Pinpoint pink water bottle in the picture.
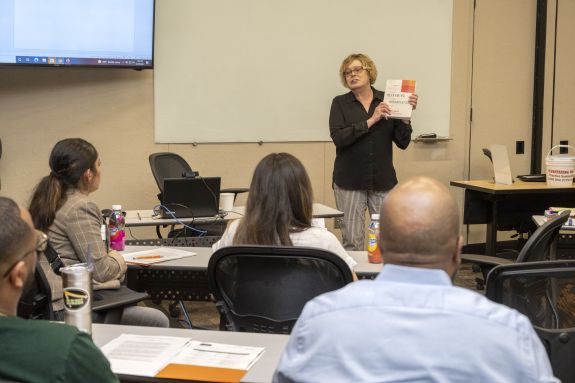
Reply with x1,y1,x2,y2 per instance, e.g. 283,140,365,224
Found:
108,205,125,251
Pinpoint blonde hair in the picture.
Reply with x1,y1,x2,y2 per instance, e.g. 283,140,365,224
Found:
339,53,378,88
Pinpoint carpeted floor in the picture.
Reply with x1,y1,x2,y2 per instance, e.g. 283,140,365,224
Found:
142,262,483,330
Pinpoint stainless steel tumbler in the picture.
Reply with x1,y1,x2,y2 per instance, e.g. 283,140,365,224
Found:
61,263,93,334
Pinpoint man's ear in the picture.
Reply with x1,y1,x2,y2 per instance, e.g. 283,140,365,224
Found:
453,235,463,266
8,261,28,289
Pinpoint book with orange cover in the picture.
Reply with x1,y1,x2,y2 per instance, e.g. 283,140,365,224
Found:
383,79,416,119
101,334,264,382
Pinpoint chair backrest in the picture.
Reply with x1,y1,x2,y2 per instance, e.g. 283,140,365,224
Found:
22,241,148,322
515,210,571,263
17,263,53,320
149,152,193,193
208,245,354,334
486,260,575,382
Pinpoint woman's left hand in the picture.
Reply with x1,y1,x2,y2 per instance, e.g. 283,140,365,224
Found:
408,94,418,110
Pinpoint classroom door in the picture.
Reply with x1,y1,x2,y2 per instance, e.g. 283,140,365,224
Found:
469,0,536,180
467,0,537,243
549,0,575,155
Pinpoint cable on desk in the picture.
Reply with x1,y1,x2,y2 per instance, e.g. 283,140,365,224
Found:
153,204,208,236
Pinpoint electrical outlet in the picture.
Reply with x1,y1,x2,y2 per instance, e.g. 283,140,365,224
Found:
333,217,342,229
560,140,569,154
515,141,524,154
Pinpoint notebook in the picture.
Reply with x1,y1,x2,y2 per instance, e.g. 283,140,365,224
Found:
161,177,221,218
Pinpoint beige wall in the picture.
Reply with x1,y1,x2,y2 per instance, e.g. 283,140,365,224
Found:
2,0,563,243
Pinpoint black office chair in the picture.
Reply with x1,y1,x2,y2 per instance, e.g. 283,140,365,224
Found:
486,260,575,382
148,152,249,237
208,245,354,334
149,152,194,201
18,242,149,323
17,263,53,320
463,210,571,289
148,152,249,202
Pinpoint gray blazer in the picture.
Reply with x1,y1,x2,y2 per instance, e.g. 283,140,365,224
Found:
42,189,126,311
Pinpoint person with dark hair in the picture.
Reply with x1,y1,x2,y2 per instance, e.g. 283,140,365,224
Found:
29,138,168,327
330,53,418,250
213,152,356,271
274,177,558,382
0,196,119,383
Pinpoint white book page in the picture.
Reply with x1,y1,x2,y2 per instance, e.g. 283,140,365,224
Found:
101,334,191,376
170,341,265,370
383,79,414,119
122,247,195,265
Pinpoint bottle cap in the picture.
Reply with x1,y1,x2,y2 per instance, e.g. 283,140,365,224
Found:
112,204,122,211
371,214,380,220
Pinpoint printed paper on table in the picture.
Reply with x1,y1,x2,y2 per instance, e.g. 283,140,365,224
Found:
101,334,265,382
122,247,195,265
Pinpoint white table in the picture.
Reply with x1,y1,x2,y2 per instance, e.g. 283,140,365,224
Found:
123,246,379,275
93,323,288,383
125,203,344,227
123,247,381,302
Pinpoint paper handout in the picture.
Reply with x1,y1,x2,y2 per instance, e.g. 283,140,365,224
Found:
101,335,190,376
122,247,195,265
101,334,265,382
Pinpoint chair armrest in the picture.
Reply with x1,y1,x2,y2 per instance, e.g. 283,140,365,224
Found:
93,286,149,312
461,253,514,267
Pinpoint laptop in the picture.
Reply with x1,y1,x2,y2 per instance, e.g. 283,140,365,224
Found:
161,177,221,218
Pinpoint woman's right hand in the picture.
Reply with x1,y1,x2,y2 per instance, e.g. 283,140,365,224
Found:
367,101,392,128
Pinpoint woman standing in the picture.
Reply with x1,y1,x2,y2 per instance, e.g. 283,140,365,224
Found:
330,53,418,250
29,138,168,327
213,152,357,273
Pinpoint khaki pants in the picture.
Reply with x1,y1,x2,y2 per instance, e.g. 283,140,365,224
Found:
333,183,387,251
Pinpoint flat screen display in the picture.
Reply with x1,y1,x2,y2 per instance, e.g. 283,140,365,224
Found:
0,0,155,69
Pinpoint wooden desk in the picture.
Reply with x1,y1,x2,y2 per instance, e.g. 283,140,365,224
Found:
451,180,575,256
125,203,344,227
92,324,288,383
124,247,381,301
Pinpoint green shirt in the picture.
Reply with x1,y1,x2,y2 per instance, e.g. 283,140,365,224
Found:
0,316,119,383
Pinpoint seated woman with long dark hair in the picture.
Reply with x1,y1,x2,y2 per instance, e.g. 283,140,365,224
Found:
213,152,357,272
29,138,168,327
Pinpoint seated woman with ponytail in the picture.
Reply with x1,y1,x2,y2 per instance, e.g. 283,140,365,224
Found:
29,138,168,327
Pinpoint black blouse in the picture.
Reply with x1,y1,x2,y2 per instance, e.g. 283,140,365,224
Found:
329,88,412,191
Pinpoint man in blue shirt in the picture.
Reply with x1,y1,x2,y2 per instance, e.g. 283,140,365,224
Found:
274,177,558,383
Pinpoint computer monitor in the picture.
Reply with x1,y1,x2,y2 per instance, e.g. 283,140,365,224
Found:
0,0,155,69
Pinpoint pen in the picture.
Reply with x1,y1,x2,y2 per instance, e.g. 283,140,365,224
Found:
137,212,142,221
133,255,162,260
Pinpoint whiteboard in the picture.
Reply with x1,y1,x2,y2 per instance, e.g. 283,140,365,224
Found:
154,0,452,143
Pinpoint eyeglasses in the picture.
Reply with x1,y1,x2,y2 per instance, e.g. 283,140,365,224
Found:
343,66,368,77
2,230,48,278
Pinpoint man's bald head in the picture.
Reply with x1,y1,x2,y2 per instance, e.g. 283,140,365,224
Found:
379,177,461,273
